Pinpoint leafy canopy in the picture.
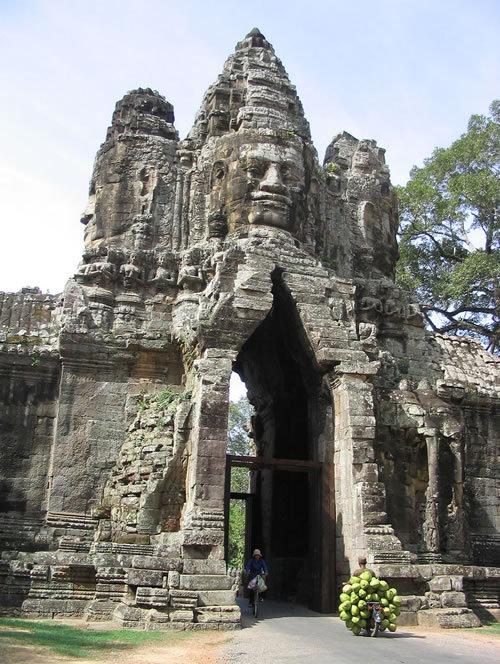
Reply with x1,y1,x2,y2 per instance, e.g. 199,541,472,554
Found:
227,395,254,567
396,100,499,352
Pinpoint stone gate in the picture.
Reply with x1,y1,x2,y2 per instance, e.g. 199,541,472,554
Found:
0,29,499,629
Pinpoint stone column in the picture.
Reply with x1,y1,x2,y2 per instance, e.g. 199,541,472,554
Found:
331,365,409,574
182,348,235,557
330,369,378,573
422,431,441,555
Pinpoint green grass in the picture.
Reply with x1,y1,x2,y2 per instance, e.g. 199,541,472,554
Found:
473,621,500,635
0,617,191,658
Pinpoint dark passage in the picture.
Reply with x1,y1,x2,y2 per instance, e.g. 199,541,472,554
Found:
233,270,331,608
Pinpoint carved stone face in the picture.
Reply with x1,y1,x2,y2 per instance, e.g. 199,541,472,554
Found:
210,132,308,234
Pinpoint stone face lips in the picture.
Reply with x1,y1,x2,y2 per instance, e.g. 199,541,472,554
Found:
0,28,499,628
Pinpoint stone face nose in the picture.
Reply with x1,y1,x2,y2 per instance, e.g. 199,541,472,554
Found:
259,164,287,195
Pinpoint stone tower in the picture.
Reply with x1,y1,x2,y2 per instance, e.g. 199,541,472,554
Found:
0,29,498,629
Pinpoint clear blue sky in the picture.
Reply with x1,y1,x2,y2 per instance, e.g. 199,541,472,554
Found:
1,0,498,293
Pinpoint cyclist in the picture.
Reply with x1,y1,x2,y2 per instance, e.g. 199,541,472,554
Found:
245,548,269,607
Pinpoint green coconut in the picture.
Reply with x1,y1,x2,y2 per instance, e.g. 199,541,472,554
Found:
360,570,373,581
388,622,397,632
349,576,361,585
352,624,362,635
340,592,350,603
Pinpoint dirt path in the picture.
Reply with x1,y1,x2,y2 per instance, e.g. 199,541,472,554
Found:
0,628,231,664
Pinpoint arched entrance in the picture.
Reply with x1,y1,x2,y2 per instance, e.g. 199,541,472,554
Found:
224,270,336,612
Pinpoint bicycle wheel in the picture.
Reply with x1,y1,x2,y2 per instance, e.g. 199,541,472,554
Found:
365,617,374,636
254,587,259,618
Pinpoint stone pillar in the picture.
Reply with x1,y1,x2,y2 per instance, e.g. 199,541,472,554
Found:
182,348,235,556
331,366,409,574
330,370,377,573
422,431,441,556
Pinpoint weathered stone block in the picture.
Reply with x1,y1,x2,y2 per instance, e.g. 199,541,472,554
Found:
135,587,170,607
196,606,241,624
167,570,180,588
197,590,236,606
441,591,467,608
130,556,182,571
127,568,163,587
418,608,481,629
170,609,194,622
180,574,233,591
183,559,226,575
112,603,145,622
429,576,452,592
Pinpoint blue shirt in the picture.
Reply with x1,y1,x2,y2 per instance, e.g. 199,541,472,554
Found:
245,556,268,579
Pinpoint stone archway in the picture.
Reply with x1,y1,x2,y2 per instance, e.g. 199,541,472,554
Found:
226,269,336,612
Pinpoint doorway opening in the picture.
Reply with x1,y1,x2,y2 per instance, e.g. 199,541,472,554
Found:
225,270,335,612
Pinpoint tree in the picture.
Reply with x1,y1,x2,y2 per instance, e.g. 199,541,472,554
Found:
227,395,254,567
227,395,254,493
396,100,500,352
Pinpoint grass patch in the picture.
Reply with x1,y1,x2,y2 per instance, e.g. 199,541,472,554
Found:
0,617,191,658
473,621,500,636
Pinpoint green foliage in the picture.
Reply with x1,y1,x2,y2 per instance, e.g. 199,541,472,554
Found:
325,161,341,173
228,500,246,568
227,395,254,567
0,617,189,658
396,100,500,352
227,396,253,456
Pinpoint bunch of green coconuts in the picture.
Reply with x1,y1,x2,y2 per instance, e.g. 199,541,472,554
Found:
338,570,402,635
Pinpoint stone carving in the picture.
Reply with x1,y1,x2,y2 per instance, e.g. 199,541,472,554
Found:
0,28,498,629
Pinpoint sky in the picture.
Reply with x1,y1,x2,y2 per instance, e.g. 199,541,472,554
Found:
0,0,498,295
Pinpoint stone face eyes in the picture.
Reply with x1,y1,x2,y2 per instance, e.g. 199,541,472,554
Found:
245,160,267,179
244,160,299,185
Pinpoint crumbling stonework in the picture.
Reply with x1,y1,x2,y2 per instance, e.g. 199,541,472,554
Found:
0,29,498,628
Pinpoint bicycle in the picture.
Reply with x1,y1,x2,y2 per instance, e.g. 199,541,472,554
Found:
249,573,266,618
365,601,383,636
